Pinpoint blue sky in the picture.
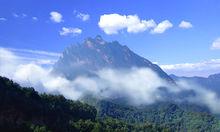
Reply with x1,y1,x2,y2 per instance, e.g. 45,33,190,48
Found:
0,0,220,76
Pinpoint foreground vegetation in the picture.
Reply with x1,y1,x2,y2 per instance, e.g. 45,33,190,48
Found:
0,76,168,132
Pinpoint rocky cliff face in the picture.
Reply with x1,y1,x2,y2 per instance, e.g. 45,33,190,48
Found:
53,35,175,84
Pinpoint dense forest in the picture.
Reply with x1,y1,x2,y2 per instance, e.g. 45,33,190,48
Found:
0,76,168,132
92,99,220,131
82,92,220,131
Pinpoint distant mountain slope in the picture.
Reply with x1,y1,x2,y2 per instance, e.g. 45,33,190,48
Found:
53,35,175,84
170,73,220,93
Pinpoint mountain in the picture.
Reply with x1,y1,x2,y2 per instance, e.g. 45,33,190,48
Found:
170,73,220,93
53,35,175,84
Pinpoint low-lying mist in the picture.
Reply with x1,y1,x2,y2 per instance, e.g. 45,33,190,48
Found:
1,48,220,114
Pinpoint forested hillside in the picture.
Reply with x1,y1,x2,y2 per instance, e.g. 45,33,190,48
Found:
83,96,220,131
0,76,168,132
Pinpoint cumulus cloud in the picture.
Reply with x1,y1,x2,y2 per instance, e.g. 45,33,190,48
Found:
0,17,7,21
151,20,173,34
2,48,220,113
160,59,220,77
74,11,90,21
211,38,220,50
50,11,63,23
59,27,82,36
179,21,193,29
98,14,157,34
32,17,38,21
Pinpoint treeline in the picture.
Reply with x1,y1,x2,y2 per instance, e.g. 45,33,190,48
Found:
0,76,168,132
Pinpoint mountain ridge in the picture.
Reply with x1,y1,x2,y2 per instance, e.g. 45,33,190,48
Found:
53,35,175,84
170,73,220,93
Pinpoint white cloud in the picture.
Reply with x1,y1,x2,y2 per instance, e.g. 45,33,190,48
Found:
195,88,220,114
126,17,156,33
12,13,27,18
211,38,220,50
13,63,83,99
4,47,61,57
176,80,220,114
76,12,90,21
60,27,82,36
179,20,193,29
160,59,220,77
22,13,27,18
0,47,60,66
32,17,38,21
0,17,7,21
151,20,173,34
50,11,63,23
12,13,19,18
98,14,156,34
0,48,20,77
94,68,168,104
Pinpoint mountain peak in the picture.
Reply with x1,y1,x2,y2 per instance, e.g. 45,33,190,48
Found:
95,35,103,41
84,35,106,47
53,36,175,84
208,73,220,79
